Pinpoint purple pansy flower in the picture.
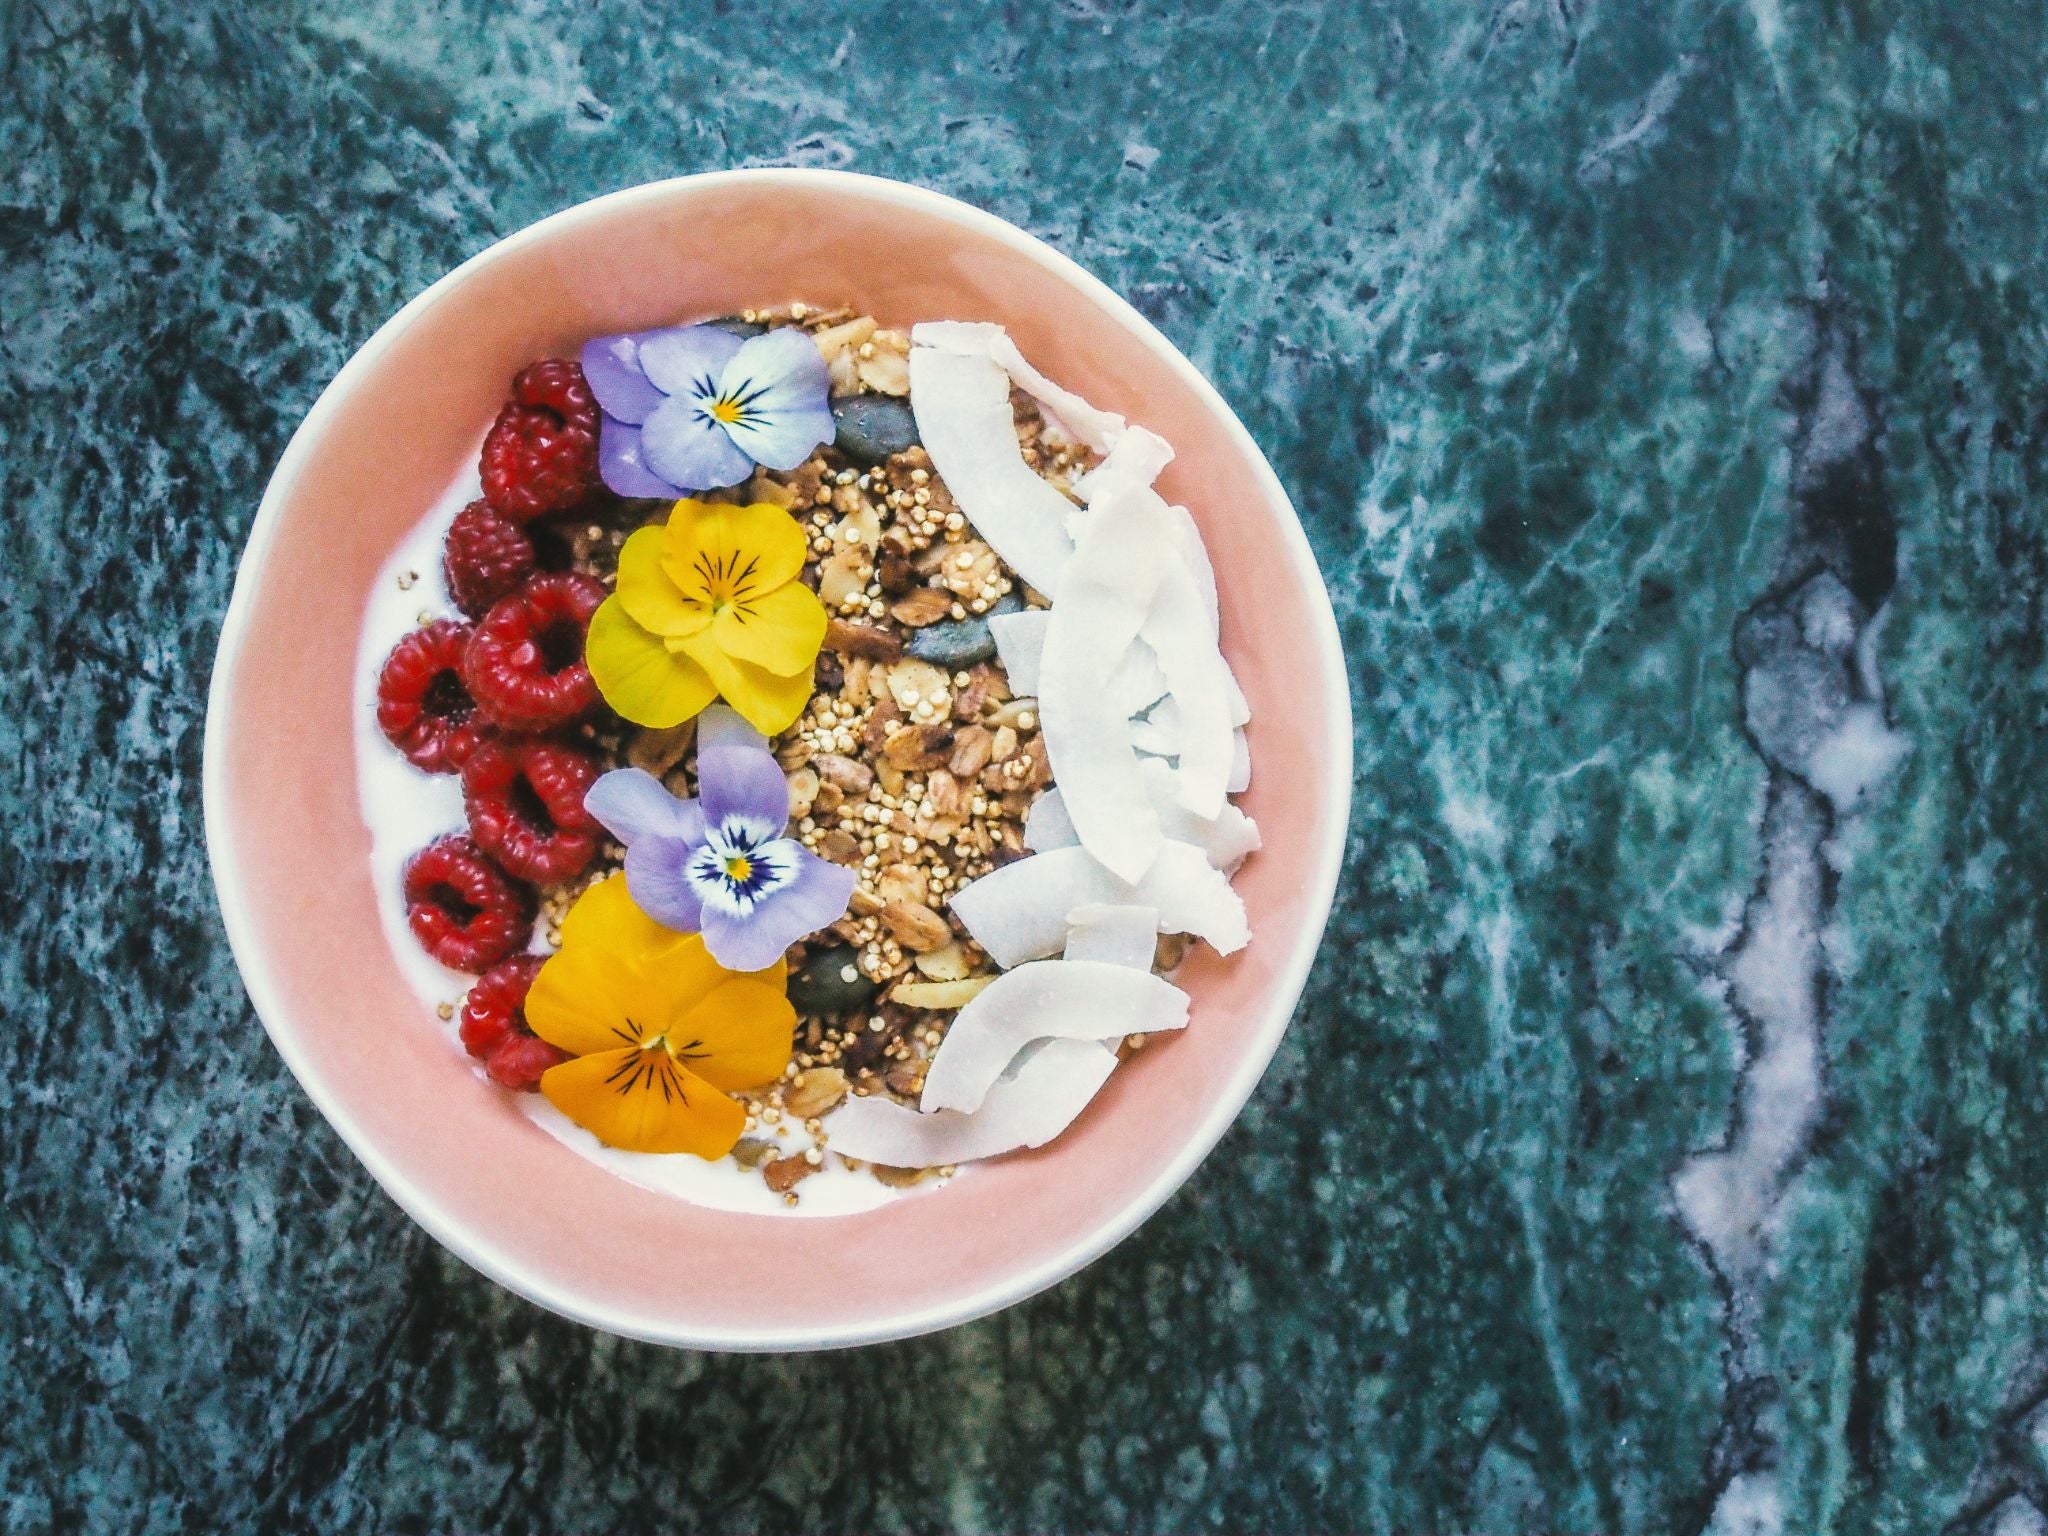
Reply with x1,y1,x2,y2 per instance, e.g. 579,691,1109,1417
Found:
581,324,835,497
583,706,856,972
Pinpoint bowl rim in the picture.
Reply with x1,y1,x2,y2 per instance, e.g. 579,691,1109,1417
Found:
203,168,1353,1351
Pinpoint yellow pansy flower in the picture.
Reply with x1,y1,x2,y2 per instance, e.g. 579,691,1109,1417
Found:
527,874,795,1158
585,498,828,736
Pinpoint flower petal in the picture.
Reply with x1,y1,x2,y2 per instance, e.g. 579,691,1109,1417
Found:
679,629,815,736
526,946,652,1058
540,1048,746,1158
598,416,685,499
640,395,754,492
616,525,710,639
634,324,745,399
713,580,828,677
695,701,767,761
714,328,836,471
580,333,668,425
586,597,718,728
699,846,859,973
585,767,704,846
664,976,796,1093
660,500,811,606
557,871,694,960
695,713,794,833
625,836,707,934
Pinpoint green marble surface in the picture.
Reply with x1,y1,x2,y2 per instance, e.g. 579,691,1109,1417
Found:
6,2,2048,1531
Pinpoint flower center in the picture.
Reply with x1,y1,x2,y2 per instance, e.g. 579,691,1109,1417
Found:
710,396,746,425
691,548,763,611
685,822,799,918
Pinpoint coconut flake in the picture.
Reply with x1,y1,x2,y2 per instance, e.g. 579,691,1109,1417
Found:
1229,728,1252,793
988,608,1050,695
911,321,1128,454
908,346,1076,595
1074,424,1175,503
950,843,1249,966
1136,760,1261,869
1223,662,1251,727
1141,558,1235,818
1171,505,1221,641
1063,903,1162,969
1024,788,1080,853
1030,780,1253,870
1108,638,1170,717
826,1037,1118,1167
919,960,1187,1114
1037,477,1175,882
1129,699,1182,758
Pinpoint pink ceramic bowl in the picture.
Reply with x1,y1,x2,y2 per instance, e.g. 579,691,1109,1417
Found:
204,171,1351,1350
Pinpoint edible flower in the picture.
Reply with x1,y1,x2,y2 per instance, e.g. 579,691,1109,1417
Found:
585,496,827,734
526,873,795,1158
584,705,857,972
582,323,834,497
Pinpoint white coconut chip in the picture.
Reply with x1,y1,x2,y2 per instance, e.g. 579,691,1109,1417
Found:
1007,619,1166,740
950,843,1249,966
1066,424,1176,539
1223,662,1252,727
1141,559,1235,819
1074,424,1175,503
1037,477,1176,883
988,608,1049,696
919,960,1187,1114
912,321,1128,455
1027,778,1256,870
1137,760,1261,869
825,1037,1119,1168
1024,787,1080,853
908,345,1076,596
1063,902,1163,969
1129,699,1182,759
1171,505,1221,641
1108,638,1170,717
1229,728,1252,793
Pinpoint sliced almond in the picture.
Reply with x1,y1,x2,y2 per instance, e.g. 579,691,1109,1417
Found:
883,899,953,953
785,1066,850,1119
888,976,998,1010
889,587,955,628
814,753,874,795
812,315,877,364
626,721,695,777
884,658,953,716
785,765,821,820
913,939,973,981
876,863,929,907
818,545,874,609
824,619,902,661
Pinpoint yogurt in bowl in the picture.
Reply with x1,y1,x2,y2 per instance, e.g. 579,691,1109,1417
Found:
206,170,1349,1350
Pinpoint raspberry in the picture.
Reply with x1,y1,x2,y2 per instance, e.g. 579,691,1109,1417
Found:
479,359,601,523
458,955,567,1091
461,571,605,733
461,736,604,885
485,1033,570,1092
443,499,537,619
376,621,487,774
402,835,534,974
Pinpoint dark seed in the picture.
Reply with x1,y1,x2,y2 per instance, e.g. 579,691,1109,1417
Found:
832,394,920,464
788,945,881,1017
705,316,767,339
905,591,1022,670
